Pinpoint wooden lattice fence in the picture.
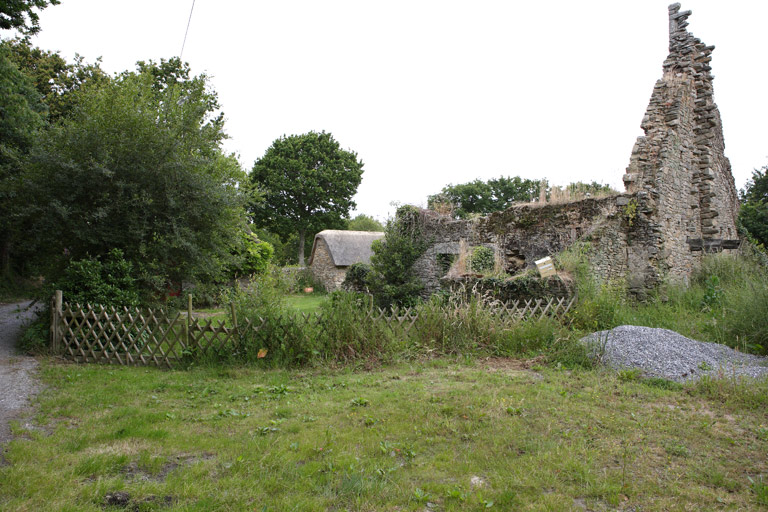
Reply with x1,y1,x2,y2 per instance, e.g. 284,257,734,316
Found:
50,291,575,368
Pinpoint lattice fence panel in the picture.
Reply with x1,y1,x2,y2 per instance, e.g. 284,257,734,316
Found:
53,294,575,367
59,303,188,367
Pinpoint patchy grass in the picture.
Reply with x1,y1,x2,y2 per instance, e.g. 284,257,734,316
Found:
2,359,767,510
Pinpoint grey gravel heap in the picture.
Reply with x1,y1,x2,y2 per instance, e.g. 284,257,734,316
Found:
582,325,768,383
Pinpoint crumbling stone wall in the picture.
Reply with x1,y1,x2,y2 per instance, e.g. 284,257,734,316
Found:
414,196,629,295
623,3,739,284
414,4,739,298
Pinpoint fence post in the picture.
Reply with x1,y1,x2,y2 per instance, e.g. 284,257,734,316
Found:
186,294,193,346
50,290,62,353
229,302,239,348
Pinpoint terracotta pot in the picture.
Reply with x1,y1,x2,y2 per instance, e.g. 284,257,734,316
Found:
303,287,314,293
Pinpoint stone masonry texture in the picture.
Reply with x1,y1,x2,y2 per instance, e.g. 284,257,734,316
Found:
309,238,348,292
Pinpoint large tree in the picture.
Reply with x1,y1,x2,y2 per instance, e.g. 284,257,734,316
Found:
20,58,249,289
739,166,768,247
0,0,58,35
250,131,364,266
1,38,109,121
347,214,384,232
428,176,541,219
0,44,46,279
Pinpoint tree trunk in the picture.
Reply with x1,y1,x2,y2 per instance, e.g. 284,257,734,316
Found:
298,228,306,267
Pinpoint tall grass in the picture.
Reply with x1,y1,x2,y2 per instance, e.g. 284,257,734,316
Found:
411,290,570,357
317,292,397,361
567,246,768,355
225,271,577,366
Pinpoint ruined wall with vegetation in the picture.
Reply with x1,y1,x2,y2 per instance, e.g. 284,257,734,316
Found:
415,4,740,298
414,195,628,295
622,2,739,285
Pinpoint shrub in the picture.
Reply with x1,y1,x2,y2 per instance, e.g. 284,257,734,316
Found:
51,249,141,307
470,246,495,273
739,165,768,247
186,281,228,308
224,266,309,365
23,249,141,354
239,233,274,276
342,263,372,292
18,316,49,354
367,205,431,308
292,267,326,294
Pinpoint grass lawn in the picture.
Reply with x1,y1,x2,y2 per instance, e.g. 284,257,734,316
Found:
185,293,327,323
284,293,327,314
2,358,768,510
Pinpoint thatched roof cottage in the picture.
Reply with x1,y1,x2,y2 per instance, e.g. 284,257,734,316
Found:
308,230,384,291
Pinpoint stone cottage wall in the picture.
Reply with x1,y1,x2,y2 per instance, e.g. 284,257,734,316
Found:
309,239,348,291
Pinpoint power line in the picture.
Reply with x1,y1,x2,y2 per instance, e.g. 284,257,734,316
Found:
179,0,196,60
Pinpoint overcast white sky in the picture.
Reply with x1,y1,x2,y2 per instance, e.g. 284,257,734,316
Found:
26,1,768,220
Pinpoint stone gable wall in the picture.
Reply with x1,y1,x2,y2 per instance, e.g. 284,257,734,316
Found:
309,239,348,292
623,3,739,284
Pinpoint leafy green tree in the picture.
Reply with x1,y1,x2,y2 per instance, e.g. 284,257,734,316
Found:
488,175,541,207
0,0,59,35
739,166,768,247
429,176,616,218
347,214,384,232
1,38,109,121
21,58,249,291
428,176,541,219
250,131,364,266
0,45,45,279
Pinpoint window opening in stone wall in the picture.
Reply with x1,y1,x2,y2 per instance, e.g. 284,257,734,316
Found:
506,248,526,273
436,253,457,275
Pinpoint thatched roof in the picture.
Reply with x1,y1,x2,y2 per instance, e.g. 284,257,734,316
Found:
308,230,385,267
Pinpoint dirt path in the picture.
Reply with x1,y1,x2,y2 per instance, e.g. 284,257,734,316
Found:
0,301,42,453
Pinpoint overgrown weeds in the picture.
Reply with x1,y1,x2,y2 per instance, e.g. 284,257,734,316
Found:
225,278,579,367
566,247,768,355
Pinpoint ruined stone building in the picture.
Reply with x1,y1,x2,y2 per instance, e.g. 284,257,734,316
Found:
309,230,384,291
414,3,740,297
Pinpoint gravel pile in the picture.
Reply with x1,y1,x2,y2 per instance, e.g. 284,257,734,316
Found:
581,325,768,383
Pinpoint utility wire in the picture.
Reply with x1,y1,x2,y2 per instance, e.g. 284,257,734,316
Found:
179,0,196,60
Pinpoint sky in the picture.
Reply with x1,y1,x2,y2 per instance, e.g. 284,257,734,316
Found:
23,0,768,221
